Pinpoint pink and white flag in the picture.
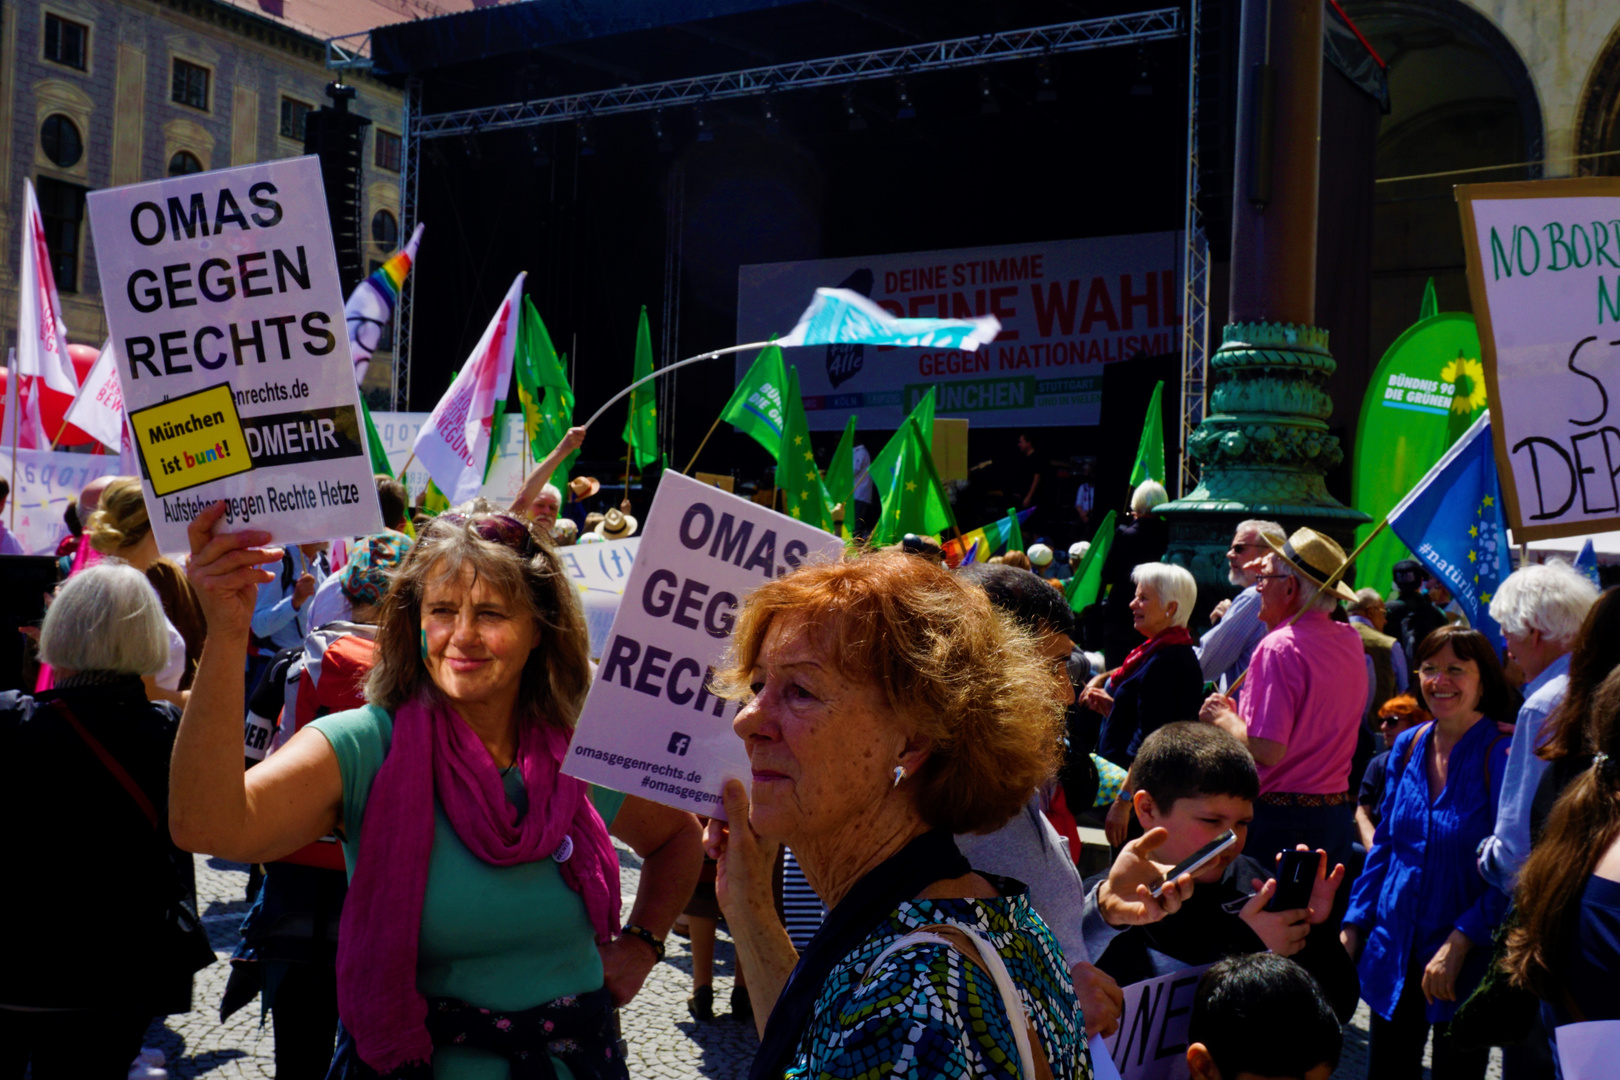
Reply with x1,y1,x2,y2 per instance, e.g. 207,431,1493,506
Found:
412,272,523,503
2,349,47,450
62,341,123,451
18,179,79,396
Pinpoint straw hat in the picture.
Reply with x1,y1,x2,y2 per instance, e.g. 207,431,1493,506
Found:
1260,527,1360,604
596,507,638,540
568,476,600,499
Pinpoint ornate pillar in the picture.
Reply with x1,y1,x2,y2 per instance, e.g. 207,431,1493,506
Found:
1158,0,1368,606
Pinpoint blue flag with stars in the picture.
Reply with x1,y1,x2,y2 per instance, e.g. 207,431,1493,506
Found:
1388,412,1512,653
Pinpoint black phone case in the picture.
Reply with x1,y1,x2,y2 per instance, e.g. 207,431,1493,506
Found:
1266,851,1316,911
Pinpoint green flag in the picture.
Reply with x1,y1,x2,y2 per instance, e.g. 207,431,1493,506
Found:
1006,506,1025,554
1065,510,1117,612
1420,277,1439,320
358,394,392,478
780,367,837,534
1353,310,1485,599
720,344,788,459
1129,381,1166,487
482,403,508,484
823,413,859,539
872,387,935,497
422,478,450,516
516,298,578,485
622,306,658,469
873,416,956,546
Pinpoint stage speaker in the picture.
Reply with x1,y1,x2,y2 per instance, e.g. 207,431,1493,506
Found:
304,83,372,298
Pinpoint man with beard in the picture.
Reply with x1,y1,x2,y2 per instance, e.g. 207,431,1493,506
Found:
1195,520,1286,696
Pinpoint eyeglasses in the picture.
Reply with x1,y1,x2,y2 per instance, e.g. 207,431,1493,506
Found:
1253,573,1292,585
1228,543,1261,554
1418,664,1473,680
429,512,541,558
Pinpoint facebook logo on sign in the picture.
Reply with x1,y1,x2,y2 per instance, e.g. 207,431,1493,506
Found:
668,732,691,756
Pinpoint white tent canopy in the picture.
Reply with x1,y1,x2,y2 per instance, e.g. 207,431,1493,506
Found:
1508,528,1620,562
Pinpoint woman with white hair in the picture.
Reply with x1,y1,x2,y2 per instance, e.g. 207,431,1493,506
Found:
1097,480,1171,667
1081,561,1202,773
0,563,211,1077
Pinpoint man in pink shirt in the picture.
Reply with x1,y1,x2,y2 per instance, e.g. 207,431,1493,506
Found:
1199,528,1368,874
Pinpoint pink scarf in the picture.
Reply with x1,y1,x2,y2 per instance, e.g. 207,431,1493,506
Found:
336,693,621,1074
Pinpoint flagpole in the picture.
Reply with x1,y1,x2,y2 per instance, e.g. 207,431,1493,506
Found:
580,341,774,430
1225,517,1389,697
48,419,67,451
8,381,18,533
682,416,724,475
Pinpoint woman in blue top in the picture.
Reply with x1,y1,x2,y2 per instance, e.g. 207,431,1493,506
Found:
1342,626,1517,1080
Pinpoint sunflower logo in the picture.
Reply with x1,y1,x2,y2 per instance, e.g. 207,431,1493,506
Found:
1441,356,1488,415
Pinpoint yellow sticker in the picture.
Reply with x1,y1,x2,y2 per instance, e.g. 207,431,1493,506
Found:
129,382,252,496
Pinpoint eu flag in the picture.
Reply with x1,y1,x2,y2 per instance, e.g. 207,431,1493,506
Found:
1388,413,1512,652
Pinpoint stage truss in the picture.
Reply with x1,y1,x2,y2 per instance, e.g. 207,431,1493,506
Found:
1180,0,1210,499
341,7,1200,423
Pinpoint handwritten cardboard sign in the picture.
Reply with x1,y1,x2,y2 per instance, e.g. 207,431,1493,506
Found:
87,156,383,549
1458,177,1620,540
1100,964,1212,1080
562,471,844,817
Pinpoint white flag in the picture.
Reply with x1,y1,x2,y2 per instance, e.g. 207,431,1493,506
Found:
18,179,79,396
62,342,123,452
1,349,45,451
412,273,523,504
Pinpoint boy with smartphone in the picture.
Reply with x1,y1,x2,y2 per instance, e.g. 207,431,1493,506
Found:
1079,723,1360,1020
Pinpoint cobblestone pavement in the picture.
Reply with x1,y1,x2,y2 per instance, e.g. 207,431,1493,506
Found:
145,849,1497,1079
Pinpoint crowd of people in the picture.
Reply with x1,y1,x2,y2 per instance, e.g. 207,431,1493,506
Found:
2,449,1618,1080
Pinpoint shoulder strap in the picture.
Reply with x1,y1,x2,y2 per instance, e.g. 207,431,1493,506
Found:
1484,731,1511,791
863,922,1053,1080
55,700,159,831
1397,721,1435,779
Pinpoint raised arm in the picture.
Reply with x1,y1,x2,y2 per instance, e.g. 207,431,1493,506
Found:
509,426,587,517
168,503,344,864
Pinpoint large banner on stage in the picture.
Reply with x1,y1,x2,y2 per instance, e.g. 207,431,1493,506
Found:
1458,177,1620,540
737,233,1183,430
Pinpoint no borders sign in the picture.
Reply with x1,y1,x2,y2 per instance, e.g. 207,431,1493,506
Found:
87,157,382,550
563,472,844,818
1458,177,1620,540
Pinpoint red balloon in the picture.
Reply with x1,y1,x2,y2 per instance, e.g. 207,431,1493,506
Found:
0,345,100,447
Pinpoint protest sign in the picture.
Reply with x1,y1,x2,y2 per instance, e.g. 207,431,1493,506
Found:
556,537,640,658
1457,177,1620,540
1556,1019,1620,1080
1099,964,1212,1080
0,449,123,554
87,156,383,550
563,471,845,817
737,233,1183,430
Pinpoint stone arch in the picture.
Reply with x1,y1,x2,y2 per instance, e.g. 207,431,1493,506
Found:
1574,18,1620,175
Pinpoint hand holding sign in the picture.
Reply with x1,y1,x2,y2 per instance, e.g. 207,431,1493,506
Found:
185,501,283,640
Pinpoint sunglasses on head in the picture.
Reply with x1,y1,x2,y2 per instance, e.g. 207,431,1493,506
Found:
431,512,541,558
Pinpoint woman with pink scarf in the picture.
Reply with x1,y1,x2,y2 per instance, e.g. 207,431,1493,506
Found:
169,503,703,1079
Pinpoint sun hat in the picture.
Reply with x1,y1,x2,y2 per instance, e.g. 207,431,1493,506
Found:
596,508,638,540
568,476,600,499
1260,527,1360,604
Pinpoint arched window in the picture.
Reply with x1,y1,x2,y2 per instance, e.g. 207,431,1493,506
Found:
40,114,82,168
168,151,203,176
371,209,399,252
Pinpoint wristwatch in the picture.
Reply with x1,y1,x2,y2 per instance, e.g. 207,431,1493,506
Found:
620,922,665,961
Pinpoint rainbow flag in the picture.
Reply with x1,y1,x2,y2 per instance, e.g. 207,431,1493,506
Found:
345,222,424,384
944,507,1035,565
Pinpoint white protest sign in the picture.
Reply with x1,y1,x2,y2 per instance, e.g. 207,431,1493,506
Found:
563,471,844,817
1100,964,1212,1080
1458,177,1620,540
556,537,640,659
1556,1019,1620,1080
87,157,384,550
0,449,124,554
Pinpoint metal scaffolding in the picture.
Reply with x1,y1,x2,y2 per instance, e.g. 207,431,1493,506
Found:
408,9,1183,137
392,77,423,411
1179,0,1211,499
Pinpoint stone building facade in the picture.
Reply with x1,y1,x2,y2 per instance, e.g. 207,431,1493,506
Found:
0,0,405,395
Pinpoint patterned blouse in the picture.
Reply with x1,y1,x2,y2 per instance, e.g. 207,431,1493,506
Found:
784,889,1093,1080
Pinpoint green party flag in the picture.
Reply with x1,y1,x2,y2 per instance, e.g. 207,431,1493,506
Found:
622,306,658,469
872,387,935,496
358,394,392,478
1352,305,1485,600
780,367,837,534
1129,381,1166,487
1420,277,1439,320
823,413,859,539
422,478,451,516
516,298,578,485
1006,505,1025,554
720,344,788,459
1065,510,1117,612
873,416,956,546
482,403,507,484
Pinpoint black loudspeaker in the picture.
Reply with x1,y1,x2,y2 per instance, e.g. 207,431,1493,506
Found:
304,83,371,298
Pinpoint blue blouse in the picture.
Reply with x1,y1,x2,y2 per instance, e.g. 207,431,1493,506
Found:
1344,717,1510,1023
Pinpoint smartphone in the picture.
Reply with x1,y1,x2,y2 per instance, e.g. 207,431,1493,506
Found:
1150,829,1237,898
1266,849,1318,912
